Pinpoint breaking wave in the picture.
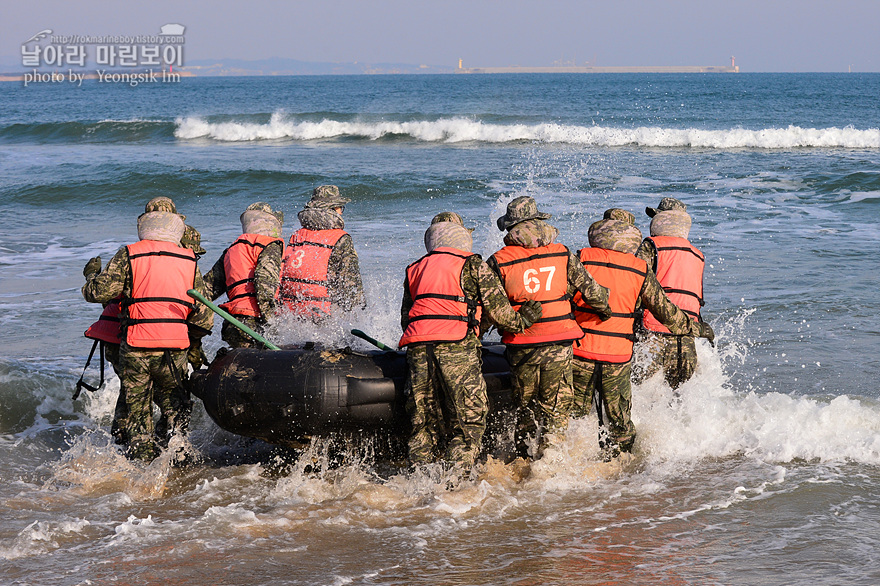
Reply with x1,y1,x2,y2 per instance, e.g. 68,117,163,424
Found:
174,112,880,149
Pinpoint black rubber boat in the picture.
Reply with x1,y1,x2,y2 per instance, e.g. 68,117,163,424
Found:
190,343,515,448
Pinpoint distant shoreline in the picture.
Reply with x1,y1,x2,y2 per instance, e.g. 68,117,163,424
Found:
455,64,739,74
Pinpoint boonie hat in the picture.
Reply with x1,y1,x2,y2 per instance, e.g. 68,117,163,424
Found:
645,197,686,218
144,196,177,214
431,211,475,233
181,224,206,255
306,185,351,210
243,202,284,224
496,196,551,231
603,208,636,224
588,208,643,254
241,201,284,238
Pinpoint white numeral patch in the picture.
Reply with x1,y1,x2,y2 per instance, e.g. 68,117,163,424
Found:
289,249,306,269
523,266,555,293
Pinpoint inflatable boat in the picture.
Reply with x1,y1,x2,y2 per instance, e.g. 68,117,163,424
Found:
190,343,515,448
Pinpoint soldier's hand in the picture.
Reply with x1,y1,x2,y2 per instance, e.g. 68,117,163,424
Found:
518,300,543,327
187,339,209,370
83,256,102,279
698,321,715,343
598,306,614,322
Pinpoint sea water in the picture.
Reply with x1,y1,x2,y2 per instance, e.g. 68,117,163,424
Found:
1,73,879,585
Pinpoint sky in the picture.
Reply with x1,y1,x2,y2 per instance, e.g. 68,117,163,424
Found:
3,0,879,72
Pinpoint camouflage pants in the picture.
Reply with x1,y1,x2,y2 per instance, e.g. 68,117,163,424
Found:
221,317,263,349
641,333,698,389
117,344,191,460
100,342,130,445
572,357,636,453
506,343,574,457
405,334,487,470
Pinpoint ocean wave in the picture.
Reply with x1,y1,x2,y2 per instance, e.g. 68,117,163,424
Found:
0,119,175,144
174,113,880,149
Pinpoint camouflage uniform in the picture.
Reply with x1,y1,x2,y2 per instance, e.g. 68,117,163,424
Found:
286,185,366,315
204,203,284,349
82,199,213,460
488,197,611,459
635,197,704,389
572,209,706,455
401,214,536,470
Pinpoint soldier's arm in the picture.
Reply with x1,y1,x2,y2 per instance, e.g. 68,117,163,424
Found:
567,251,611,318
82,246,129,304
465,257,532,334
635,238,657,272
187,268,215,338
202,251,228,302
400,275,413,331
254,241,283,318
640,268,701,336
328,235,366,311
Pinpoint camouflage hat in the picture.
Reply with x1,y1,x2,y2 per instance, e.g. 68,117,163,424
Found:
144,197,185,220
431,211,475,233
588,214,643,255
306,185,351,210
244,202,283,224
645,197,687,218
241,202,284,238
650,210,692,239
180,224,206,255
603,208,636,224
145,197,175,213
496,196,551,232
137,211,185,244
424,222,473,253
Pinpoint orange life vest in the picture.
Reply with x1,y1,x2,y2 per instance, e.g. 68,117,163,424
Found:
278,228,347,318
491,242,582,346
573,248,647,363
218,233,283,317
398,247,483,347
84,296,123,344
123,240,197,349
642,236,704,334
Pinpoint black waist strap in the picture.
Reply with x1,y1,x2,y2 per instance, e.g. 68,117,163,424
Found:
581,328,637,342
228,277,255,290
124,296,195,310
663,287,704,306
535,313,576,324
414,292,467,303
279,291,330,302
574,305,637,319
281,276,328,286
408,314,471,323
227,291,256,302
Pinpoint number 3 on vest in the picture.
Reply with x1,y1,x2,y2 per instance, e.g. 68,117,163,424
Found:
290,249,306,269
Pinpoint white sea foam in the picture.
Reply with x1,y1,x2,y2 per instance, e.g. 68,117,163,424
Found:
0,518,91,560
635,343,880,465
174,113,880,149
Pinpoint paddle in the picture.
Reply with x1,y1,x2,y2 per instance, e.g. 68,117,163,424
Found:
351,329,395,351
187,289,281,351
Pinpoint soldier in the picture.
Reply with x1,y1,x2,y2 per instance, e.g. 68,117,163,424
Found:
487,196,612,459
635,197,708,389
81,197,213,461
79,200,209,445
571,209,715,458
278,185,365,321
399,212,542,472
204,202,284,348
